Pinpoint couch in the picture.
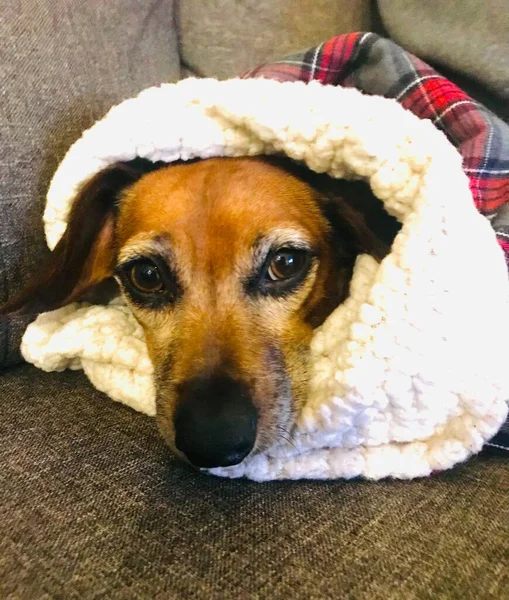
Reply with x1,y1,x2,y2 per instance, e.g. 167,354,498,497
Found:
2,2,508,598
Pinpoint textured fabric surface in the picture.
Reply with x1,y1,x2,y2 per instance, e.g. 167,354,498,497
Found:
244,33,509,270
177,0,376,79
1,365,509,599
378,0,509,103
0,0,180,368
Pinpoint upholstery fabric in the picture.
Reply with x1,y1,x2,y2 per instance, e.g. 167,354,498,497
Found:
0,0,181,367
2,4,508,597
1,366,509,598
378,0,509,103
177,0,376,79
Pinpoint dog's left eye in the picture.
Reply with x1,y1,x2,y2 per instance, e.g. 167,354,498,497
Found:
266,249,309,282
128,260,165,294
122,258,166,295
117,257,180,308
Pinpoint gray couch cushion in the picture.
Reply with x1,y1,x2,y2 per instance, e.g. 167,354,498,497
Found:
1,365,508,598
0,0,180,367
378,0,509,103
177,0,377,79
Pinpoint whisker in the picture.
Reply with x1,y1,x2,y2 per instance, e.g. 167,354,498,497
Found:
274,424,298,450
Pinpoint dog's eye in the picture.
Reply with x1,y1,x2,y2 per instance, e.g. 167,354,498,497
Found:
128,260,164,294
266,249,308,282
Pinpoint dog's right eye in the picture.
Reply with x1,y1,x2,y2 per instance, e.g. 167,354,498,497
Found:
128,260,164,294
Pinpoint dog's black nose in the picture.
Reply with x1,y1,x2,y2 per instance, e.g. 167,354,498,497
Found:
174,374,257,468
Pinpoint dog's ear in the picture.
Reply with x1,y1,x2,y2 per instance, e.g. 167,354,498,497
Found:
0,158,163,316
262,155,400,260
312,179,401,318
311,177,402,326
317,178,401,262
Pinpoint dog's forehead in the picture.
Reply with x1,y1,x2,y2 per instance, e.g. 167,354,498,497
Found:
116,158,328,250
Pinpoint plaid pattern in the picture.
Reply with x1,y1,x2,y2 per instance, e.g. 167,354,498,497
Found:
244,33,509,452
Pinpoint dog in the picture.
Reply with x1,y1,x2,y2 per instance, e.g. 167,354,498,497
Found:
1,156,399,469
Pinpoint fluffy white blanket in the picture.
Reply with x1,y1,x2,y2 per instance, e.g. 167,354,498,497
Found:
22,78,509,481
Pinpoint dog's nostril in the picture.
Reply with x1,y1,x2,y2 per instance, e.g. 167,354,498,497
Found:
173,374,257,469
184,442,252,469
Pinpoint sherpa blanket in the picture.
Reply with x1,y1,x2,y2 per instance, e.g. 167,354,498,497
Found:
22,34,509,481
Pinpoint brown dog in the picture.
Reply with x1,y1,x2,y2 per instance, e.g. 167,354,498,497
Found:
2,156,399,468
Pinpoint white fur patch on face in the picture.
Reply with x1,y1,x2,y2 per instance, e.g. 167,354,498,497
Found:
22,78,509,482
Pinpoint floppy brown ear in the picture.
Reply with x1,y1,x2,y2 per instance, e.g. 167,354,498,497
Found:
262,154,401,260
0,158,164,316
317,178,401,262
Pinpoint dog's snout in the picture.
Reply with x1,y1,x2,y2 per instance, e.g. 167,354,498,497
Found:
173,374,257,468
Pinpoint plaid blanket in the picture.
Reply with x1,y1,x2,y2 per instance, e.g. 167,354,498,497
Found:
244,32,509,453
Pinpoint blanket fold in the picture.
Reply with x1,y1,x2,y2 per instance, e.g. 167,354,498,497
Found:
21,34,509,480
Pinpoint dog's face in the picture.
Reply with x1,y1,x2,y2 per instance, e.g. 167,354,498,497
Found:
114,159,349,467
3,156,398,469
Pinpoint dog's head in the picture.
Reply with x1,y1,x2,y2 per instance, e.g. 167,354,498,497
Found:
2,157,399,468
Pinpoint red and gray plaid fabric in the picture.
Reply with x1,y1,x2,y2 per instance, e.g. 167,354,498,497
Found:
244,32,509,452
